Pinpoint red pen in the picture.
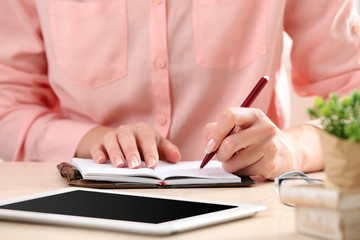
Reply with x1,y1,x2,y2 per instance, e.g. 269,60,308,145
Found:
200,76,269,169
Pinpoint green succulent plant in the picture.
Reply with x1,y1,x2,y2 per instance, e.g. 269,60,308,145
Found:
307,89,360,143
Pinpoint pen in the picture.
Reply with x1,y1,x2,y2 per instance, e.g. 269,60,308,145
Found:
200,76,269,169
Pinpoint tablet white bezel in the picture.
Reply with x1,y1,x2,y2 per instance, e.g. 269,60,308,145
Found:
0,187,266,235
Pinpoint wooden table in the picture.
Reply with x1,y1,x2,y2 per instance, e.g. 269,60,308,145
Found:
0,162,323,240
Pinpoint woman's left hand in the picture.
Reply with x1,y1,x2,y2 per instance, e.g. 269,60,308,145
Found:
203,107,323,180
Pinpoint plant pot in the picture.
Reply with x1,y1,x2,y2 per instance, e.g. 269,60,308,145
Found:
317,128,360,190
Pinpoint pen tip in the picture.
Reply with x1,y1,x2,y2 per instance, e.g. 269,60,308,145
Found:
263,76,269,81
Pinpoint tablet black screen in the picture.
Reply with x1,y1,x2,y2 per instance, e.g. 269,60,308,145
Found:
0,190,236,224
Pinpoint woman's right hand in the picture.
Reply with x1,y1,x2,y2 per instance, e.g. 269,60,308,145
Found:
75,123,181,169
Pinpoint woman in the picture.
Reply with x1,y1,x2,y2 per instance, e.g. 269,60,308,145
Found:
0,0,359,179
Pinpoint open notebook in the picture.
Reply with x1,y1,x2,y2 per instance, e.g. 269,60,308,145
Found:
71,158,254,188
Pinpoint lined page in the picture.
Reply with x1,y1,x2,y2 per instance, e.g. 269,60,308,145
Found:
72,158,239,182
72,158,160,179
154,160,239,180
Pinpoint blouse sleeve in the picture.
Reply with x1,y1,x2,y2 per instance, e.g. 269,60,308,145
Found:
284,0,360,98
0,1,96,162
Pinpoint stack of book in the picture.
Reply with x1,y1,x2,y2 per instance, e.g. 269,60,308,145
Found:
281,184,360,240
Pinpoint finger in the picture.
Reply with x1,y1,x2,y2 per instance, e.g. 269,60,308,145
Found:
134,125,159,169
216,123,271,161
204,109,234,154
158,138,181,163
230,139,283,180
221,144,265,173
233,155,276,180
116,126,141,169
103,131,126,168
204,108,260,154
90,143,107,164
203,122,216,137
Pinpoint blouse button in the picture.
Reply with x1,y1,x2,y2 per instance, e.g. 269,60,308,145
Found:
155,58,166,68
154,0,162,5
353,24,360,35
157,115,167,126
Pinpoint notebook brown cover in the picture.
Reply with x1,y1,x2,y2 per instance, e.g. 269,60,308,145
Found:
57,162,255,189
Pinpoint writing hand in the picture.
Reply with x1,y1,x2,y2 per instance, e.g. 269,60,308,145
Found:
203,107,306,180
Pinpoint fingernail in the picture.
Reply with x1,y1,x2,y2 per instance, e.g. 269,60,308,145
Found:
205,139,216,154
95,153,104,163
128,156,140,169
147,157,156,168
114,156,124,168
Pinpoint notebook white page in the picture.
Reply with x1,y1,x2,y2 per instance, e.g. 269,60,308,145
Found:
72,158,241,185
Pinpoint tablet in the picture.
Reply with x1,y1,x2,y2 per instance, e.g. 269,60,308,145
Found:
0,188,266,235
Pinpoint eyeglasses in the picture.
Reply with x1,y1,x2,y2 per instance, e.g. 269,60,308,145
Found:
274,171,323,207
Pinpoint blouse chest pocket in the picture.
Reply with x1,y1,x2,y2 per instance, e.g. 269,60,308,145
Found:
50,0,127,88
193,0,270,70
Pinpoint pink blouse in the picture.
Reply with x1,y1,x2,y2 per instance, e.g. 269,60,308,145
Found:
0,0,359,163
